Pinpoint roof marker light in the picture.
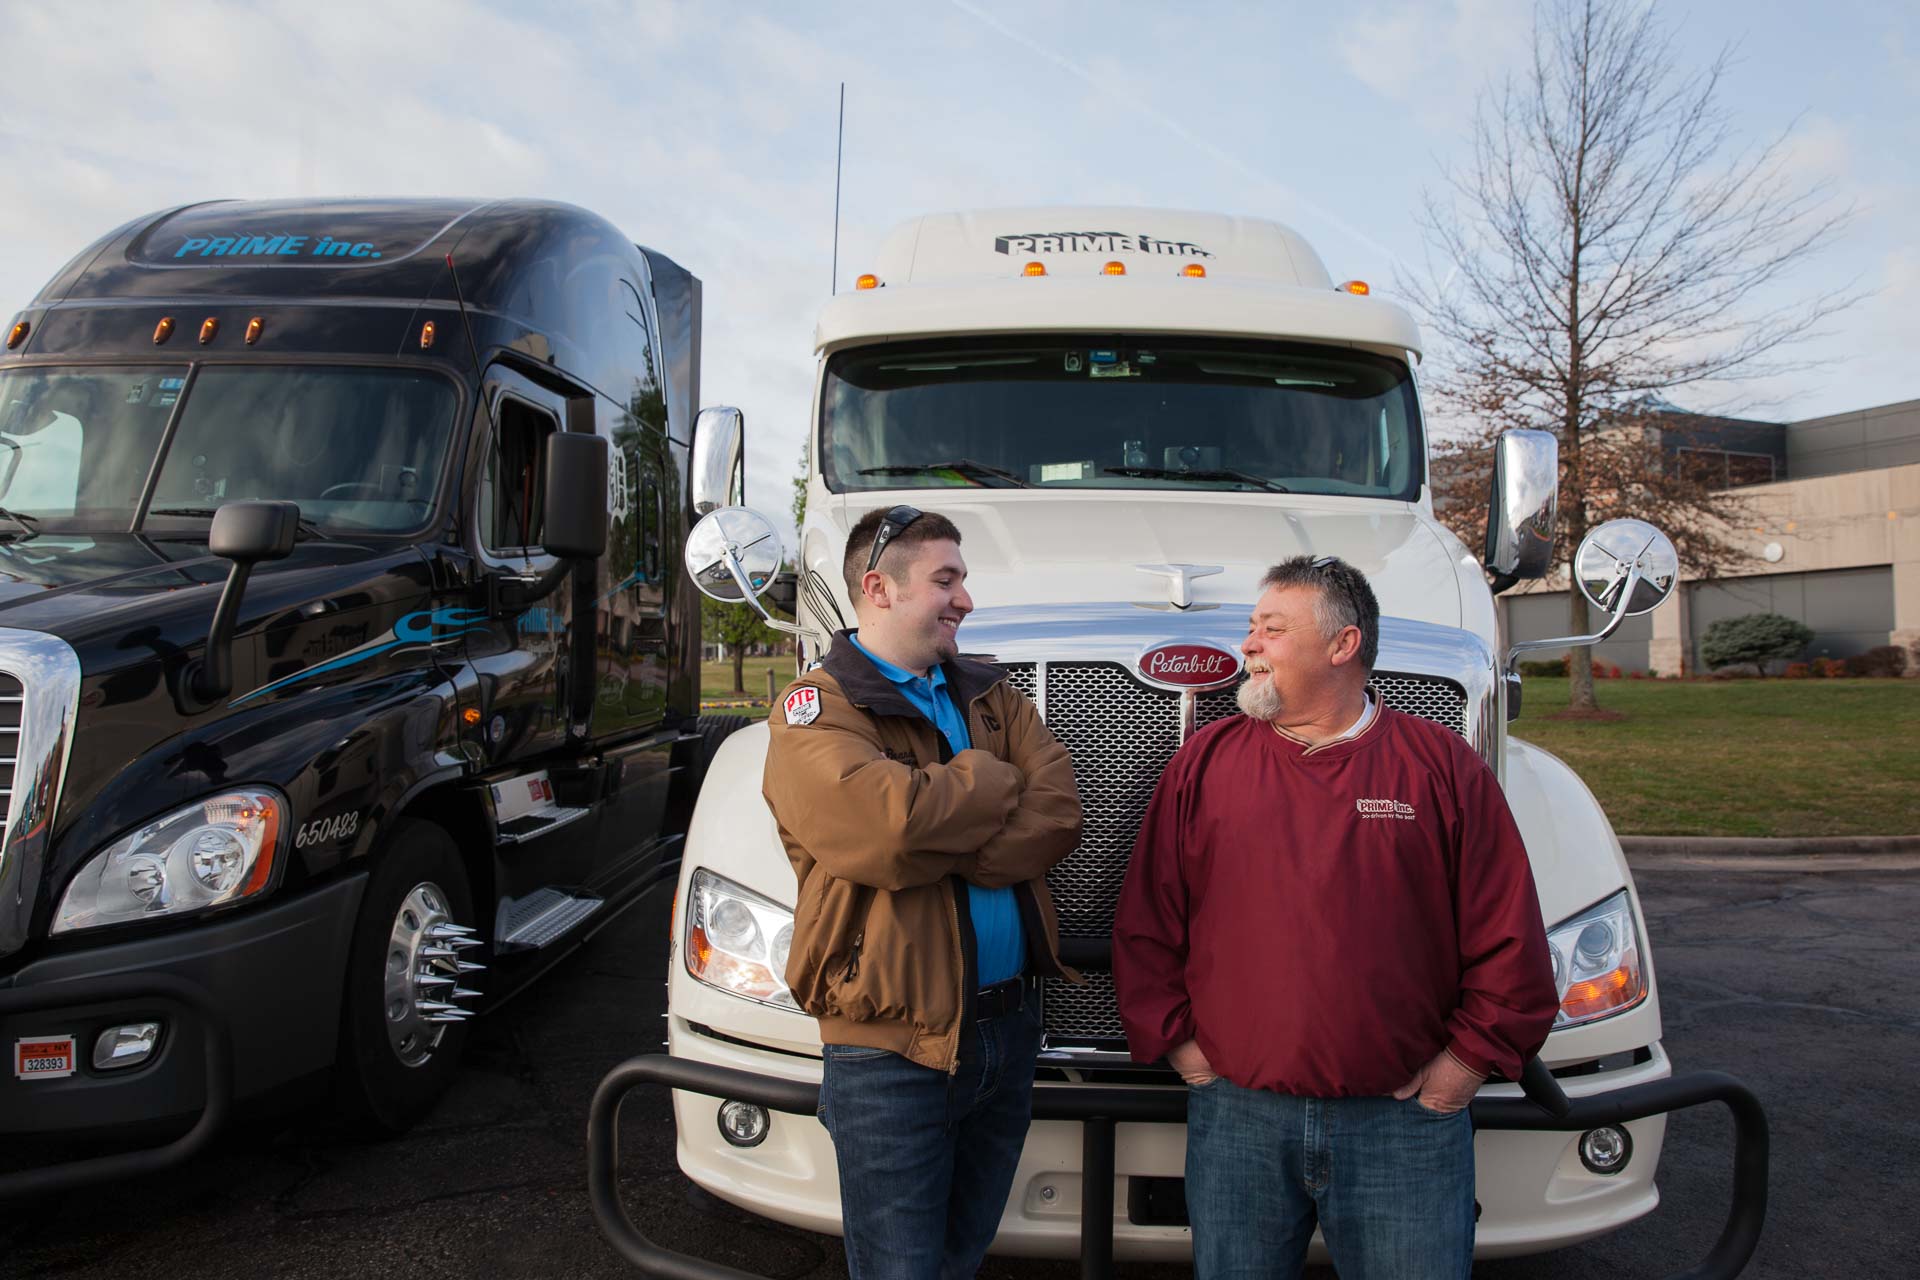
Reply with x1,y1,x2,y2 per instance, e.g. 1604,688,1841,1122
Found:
1181,263,1207,278
5,320,25,350
244,316,264,345
1102,261,1127,276
420,320,436,350
1023,261,1047,277
199,317,219,345
855,273,880,290
1338,280,1371,295
153,317,175,345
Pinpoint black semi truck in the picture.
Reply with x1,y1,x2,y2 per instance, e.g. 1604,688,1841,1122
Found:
0,198,749,1187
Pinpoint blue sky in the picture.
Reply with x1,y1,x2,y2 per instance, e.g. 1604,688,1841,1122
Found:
1,0,1911,517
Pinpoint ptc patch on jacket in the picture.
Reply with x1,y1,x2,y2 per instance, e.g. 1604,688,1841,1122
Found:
784,687,821,725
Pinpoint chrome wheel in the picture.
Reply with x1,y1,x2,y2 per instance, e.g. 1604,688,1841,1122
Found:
383,880,485,1067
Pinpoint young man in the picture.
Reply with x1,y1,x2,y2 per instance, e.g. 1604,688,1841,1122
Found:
762,505,1083,1280
1113,556,1558,1280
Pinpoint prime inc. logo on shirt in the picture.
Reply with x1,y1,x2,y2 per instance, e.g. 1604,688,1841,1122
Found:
1355,798,1417,821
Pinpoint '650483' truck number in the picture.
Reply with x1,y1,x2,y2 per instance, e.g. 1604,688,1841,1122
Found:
294,811,361,848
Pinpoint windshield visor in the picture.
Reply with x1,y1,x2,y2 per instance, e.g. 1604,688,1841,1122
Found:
0,365,459,534
821,338,1424,500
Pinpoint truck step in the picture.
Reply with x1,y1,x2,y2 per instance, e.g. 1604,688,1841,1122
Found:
490,769,592,845
497,888,604,951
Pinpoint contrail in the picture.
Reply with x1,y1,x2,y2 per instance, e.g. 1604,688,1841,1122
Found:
944,0,1401,265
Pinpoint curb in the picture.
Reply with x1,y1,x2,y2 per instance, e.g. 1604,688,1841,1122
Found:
1620,834,1920,856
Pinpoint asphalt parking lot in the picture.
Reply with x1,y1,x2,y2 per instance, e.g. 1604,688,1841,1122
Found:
2,860,1914,1279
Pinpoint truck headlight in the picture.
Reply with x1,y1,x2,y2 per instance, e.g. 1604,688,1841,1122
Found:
1546,889,1647,1027
685,869,798,1011
53,789,286,934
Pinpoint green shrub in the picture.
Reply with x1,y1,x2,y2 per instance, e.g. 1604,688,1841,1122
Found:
1700,613,1813,674
1517,659,1566,678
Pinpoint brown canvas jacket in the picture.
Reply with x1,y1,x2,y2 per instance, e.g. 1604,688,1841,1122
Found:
762,630,1083,1072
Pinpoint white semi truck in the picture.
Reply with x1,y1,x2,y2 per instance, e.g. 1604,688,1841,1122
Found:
586,208,1767,1277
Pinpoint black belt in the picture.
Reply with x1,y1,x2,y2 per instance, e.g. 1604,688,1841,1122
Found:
973,976,1029,1020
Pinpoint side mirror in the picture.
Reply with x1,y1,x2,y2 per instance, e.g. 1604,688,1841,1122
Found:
684,506,811,642
184,500,301,709
1484,429,1558,593
690,407,744,516
1574,518,1678,617
543,432,609,560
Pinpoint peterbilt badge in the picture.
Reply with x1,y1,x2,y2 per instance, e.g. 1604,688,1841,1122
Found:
1134,639,1243,692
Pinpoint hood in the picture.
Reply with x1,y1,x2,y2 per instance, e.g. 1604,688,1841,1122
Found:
815,490,1465,628
0,533,423,668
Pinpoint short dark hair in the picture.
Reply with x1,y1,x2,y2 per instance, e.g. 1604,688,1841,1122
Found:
1260,556,1380,673
843,506,963,597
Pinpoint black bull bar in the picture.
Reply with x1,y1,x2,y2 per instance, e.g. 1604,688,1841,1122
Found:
588,1054,1768,1280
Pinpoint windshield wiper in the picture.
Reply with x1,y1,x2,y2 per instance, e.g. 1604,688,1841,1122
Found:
147,507,327,542
857,459,1031,488
1101,466,1290,494
0,507,41,539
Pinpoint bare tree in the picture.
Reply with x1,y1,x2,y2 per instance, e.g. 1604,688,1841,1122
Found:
1409,0,1855,711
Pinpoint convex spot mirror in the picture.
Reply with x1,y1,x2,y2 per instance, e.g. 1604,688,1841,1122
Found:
1575,519,1678,617
685,506,782,603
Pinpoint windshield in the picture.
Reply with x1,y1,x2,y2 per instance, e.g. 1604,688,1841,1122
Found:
0,364,459,534
821,337,1423,500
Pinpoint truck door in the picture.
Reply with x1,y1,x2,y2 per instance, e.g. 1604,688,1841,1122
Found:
463,366,601,891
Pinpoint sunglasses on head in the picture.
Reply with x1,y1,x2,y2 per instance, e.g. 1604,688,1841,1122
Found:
866,505,925,574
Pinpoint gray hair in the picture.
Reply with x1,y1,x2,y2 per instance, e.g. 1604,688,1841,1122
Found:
1259,556,1380,673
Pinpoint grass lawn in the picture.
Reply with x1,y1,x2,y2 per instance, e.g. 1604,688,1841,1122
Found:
700,655,792,718
1512,677,1920,837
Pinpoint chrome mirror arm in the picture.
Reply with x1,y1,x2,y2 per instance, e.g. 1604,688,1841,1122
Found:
717,543,822,646
1501,562,1643,675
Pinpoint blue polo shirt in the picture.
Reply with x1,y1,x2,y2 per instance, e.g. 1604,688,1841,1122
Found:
849,634,1026,986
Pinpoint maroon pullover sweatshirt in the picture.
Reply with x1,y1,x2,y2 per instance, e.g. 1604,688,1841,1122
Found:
1113,704,1558,1097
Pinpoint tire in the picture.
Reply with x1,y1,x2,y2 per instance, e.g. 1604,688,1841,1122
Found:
693,714,753,777
335,819,484,1134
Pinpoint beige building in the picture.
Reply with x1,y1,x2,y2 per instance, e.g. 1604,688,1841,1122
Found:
1499,398,1920,675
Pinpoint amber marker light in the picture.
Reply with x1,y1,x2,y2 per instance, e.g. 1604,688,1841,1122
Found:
6,320,27,350
244,316,264,345
1559,966,1639,1022
462,707,481,726
1102,260,1127,276
1022,261,1047,277
855,273,880,290
420,320,437,350
153,317,176,344
199,317,219,345
1338,280,1371,295
1181,263,1207,278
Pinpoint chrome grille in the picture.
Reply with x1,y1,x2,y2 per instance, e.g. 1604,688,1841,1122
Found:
0,672,19,821
999,661,1468,1044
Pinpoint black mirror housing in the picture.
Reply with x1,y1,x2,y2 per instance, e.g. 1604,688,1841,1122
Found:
544,432,609,560
209,501,300,564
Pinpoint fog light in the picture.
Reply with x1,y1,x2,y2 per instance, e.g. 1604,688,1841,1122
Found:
717,1099,769,1147
1579,1125,1632,1175
93,1022,161,1071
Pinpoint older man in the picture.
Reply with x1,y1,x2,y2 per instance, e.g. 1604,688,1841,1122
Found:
1113,555,1558,1280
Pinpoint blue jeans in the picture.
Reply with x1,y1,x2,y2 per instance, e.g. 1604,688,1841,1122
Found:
1185,1078,1475,1280
818,987,1042,1280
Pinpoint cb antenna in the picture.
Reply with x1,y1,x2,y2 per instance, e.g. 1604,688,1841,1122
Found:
831,82,845,296
446,252,530,571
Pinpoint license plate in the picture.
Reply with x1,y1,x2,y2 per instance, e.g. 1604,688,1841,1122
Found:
14,1036,77,1080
